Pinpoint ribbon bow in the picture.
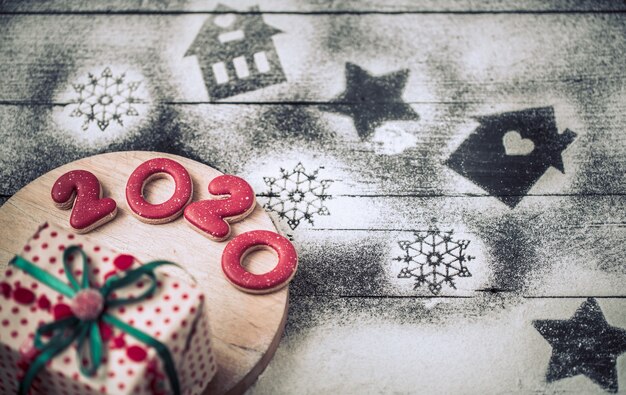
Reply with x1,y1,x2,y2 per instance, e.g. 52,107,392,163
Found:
10,245,181,395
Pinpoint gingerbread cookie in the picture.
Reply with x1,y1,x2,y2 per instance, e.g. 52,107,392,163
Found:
221,230,298,294
51,170,117,233
184,175,256,241
125,158,193,224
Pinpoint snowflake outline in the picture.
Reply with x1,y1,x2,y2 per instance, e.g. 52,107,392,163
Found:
69,67,144,131
394,228,474,295
259,163,333,230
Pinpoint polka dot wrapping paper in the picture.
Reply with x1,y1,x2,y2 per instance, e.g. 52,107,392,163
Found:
0,223,217,394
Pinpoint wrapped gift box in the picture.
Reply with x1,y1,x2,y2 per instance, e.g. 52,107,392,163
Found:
0,223,216,394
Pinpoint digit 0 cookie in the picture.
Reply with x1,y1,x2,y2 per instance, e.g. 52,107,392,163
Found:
184,175,256,241
221,230,298,294
125,158,193,224
51,170,118,233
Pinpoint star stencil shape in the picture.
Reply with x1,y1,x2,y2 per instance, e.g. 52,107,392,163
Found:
533,298,626,393
322,62,419,139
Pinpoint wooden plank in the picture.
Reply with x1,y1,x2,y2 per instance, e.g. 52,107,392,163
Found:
2,6,626,394
1,102,625,197
3,104,623,297
271,193,626,297
0,13,624,104
251,296,626,394
1,0,626,13
1,13,623,204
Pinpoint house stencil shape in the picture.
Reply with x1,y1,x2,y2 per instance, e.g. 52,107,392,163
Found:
445,106,576,208
185,4,287,100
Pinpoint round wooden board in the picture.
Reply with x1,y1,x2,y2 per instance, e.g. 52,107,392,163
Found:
0,151,288,395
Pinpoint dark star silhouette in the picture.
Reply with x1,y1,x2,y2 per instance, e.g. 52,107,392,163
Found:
322,62,419,140
533,298,626,393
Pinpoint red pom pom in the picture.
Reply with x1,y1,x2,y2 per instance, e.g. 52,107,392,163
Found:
70,289,104,321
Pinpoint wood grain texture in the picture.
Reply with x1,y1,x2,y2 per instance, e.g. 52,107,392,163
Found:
1,100,625,196
286,210,626,297
1,0,626,13
1,2,626,393
0,12,624,201
252,295,626,394
0,13,624,103
0,151,289,395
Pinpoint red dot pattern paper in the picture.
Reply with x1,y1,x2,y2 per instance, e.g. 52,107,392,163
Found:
0,223,217,394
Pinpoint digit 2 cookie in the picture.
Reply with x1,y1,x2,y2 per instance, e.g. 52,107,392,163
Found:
51,170,118,233
184,175,256,241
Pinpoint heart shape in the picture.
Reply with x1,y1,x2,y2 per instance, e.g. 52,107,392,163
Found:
502,131,535,156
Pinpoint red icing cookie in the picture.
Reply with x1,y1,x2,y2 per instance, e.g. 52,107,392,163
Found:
221,230,298,294
125,158,193,224
184,175,256,241
51,170,117,233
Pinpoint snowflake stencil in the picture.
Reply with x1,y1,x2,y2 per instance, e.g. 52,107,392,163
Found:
69,67,144,131
259,163,333,230
394,228,474,295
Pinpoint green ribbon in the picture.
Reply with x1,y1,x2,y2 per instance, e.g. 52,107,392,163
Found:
10,245,181,395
